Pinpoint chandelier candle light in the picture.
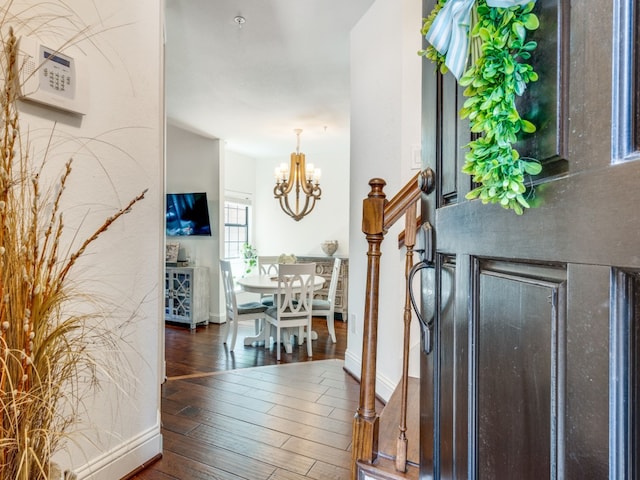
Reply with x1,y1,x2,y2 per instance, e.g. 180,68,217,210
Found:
274,128,322,221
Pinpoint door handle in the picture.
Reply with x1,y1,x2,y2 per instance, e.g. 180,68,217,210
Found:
409,258,435,355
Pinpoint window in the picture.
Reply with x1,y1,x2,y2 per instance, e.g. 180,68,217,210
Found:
224,201,250,260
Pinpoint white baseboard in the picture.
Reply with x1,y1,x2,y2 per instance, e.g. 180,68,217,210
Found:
73,425,162,480
344,348,396,403
375,370,397,403
344,348,362,380
209,313,225,324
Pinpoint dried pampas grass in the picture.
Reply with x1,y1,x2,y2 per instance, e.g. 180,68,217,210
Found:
0,21,146,480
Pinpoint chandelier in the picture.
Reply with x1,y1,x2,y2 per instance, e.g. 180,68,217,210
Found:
273,129,321,221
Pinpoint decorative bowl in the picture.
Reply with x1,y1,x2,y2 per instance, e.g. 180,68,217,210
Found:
321,240,338,256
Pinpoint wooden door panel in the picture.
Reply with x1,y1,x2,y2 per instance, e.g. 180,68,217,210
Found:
564,264,609,479
634,272,640,479
437,258,457,480
517,0,568,168
475,261,565,478
440,78,461,203
420,0,639,478
429,259,616,479
436,158,640,268
610,268,640,480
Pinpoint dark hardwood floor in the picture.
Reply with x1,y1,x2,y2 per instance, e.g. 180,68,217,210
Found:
131,317,356,480
164,317,348,379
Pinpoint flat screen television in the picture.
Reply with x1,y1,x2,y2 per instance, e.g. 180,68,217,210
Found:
166,192,212,236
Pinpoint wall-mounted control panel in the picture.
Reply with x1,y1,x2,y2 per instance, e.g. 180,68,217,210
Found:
18,36,88,115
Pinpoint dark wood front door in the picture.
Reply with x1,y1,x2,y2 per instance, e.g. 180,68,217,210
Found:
420,1,640,479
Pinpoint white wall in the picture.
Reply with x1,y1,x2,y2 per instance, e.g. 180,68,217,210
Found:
346,0,423,401
12,1,163,478
225,150,257,199
166,123,223,322
254,141,350,257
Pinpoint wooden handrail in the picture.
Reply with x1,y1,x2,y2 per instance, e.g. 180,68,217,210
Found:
351,168,434,479
384,169,434,231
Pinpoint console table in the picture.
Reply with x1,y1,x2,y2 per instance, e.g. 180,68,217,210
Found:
165,266,210,329
297,256,348,320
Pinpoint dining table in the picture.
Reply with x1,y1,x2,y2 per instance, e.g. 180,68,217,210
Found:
236,273,325,352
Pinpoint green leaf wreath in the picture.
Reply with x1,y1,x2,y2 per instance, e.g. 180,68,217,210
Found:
420,0,541,214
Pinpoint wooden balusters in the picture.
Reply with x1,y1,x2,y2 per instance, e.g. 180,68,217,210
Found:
351,169,434,479
396,201,417,473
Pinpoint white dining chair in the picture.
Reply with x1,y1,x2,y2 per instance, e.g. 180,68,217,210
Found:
258,256,280,276
220,259,267,351
311,257,341,343
264,262,315,361
257,256,280,307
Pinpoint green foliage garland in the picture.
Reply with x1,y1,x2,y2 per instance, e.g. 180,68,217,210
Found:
421,1,541,214
420,1,448,74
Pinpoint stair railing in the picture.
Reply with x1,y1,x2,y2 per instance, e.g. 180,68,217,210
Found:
351,168,435,479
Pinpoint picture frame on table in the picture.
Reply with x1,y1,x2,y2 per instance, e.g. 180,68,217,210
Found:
166,242,180,266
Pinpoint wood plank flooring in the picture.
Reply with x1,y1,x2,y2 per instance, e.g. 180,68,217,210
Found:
131,318,363,480
164,317,348,378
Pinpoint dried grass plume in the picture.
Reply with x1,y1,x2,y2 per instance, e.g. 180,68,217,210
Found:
0,24,146,480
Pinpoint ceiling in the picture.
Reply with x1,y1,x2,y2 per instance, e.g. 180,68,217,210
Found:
164,0,375,161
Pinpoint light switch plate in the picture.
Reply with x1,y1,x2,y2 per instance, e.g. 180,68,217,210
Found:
411,144,421,170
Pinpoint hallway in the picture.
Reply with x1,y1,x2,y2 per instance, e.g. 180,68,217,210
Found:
132,319,358,479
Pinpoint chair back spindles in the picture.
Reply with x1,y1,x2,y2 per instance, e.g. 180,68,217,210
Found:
276,264,314,318
220,260,237,317
264,262,316,361
311,257,341,343
258,256,280,276
220,259,267,351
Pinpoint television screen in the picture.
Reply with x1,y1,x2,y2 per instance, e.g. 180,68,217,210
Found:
166,192,212,236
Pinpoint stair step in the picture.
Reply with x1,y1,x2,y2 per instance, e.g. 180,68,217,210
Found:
356,457,419,480
378,376,420,465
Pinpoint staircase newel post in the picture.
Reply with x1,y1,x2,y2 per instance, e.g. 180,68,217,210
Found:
351,178,387,480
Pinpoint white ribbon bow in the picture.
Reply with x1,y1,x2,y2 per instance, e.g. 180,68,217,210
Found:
424,0,533,80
